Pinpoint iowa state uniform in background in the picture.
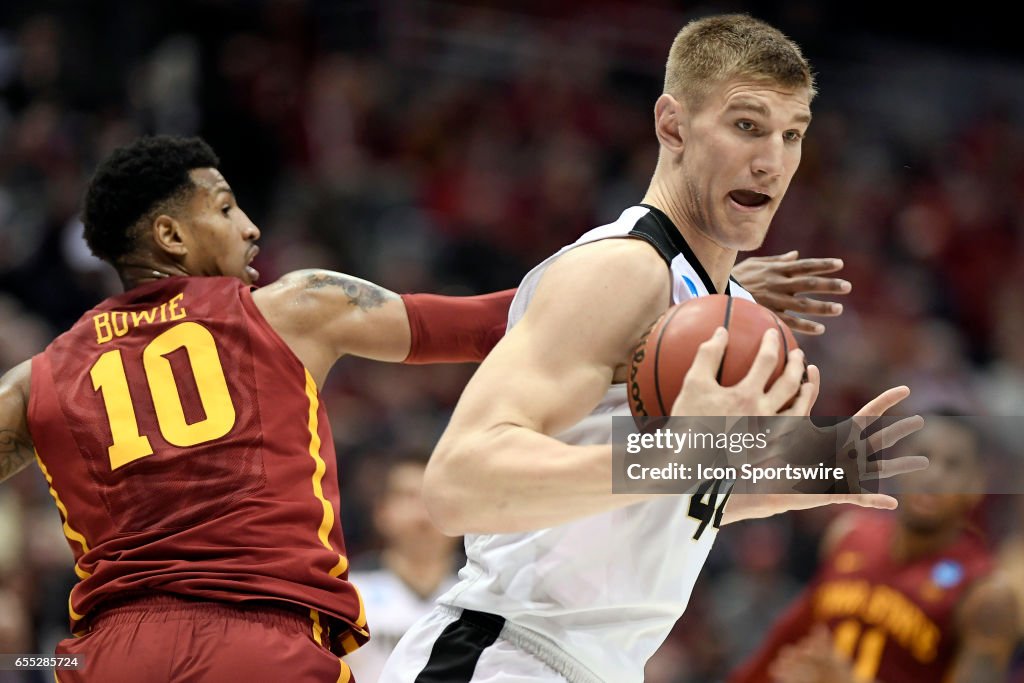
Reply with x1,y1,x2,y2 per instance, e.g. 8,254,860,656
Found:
729,512,992,683
27,276,367,654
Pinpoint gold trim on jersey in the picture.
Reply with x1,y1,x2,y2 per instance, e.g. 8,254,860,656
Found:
303,372,368,645
310,607,325,645
337,658,352,683
36,451,92,633
303,372,350,576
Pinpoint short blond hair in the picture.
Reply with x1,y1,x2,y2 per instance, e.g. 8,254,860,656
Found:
664,14,816,109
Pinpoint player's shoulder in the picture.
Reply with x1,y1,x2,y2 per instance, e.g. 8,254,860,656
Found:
541,237,670,303
0,359,31,403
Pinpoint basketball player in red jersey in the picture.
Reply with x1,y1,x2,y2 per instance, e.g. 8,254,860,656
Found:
729,417,1019,683
0,135,521,683
0,135,851,682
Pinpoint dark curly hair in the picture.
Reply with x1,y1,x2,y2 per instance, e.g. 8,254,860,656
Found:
83,136,220,264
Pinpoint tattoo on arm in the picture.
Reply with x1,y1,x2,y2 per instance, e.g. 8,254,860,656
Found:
304,272,395,312
0,428,34,482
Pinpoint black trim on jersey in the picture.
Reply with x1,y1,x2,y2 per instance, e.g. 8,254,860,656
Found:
717,297,735,385
633,204,733,296
413,609,506,682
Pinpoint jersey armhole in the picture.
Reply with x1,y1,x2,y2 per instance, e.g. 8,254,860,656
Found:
238,285,320,387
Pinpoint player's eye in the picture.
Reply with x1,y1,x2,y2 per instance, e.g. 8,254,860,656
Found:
783,130,804,142
221,205,231,216
736,120,755,132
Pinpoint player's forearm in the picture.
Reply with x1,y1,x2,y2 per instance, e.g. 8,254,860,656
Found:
424,427,649,535
720,495,775,525
401,289,515,364
0,362,34,484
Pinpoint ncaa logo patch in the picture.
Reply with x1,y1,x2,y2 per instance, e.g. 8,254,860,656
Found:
682,275,698,297
931,560,964,588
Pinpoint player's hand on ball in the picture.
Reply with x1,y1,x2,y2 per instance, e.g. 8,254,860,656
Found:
733,251,850,336
670,327,818,418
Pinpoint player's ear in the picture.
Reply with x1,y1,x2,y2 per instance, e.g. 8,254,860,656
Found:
654,94,686,154
152,214,189,258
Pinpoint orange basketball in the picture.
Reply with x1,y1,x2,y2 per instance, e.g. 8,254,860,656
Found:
628,295,799,418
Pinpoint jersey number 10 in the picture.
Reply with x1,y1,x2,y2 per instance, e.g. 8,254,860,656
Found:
89,322,237,470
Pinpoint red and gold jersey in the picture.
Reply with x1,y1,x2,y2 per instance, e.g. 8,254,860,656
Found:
730,512,992,683
27,276,366,652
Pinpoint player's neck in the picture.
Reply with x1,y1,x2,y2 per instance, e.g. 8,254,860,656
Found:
117,260,190,291
641,185,737,293
891,523,962,562
381,548,453,600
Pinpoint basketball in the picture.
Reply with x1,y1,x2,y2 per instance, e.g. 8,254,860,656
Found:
628,295,799,418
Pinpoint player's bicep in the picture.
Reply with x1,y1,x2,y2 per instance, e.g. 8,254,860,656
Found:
254,269,409,377
447,316,613,441
443,239,669,440
0,361,34,483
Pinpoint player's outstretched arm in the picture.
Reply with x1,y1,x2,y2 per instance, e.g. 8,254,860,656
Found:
733,251,850,335
949,576,1019,683
252,269,514,386
0,361,33,484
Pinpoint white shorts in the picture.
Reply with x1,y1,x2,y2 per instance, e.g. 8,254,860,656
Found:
378,606,569,683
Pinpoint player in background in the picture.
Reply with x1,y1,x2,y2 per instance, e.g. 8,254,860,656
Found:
729,417,1018,683
345,455,461,682
0,135,517,683
0,134,852,682
381,14,922,683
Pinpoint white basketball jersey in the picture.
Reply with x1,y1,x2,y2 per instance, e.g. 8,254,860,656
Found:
437,205,756,683
346,565,459,682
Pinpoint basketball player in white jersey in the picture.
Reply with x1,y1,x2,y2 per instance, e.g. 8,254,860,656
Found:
381,14,921,683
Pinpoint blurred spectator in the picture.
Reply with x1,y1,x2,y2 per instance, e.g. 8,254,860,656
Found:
345,455,461,682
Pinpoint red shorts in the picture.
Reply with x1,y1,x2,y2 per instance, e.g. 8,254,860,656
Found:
54,595,353,683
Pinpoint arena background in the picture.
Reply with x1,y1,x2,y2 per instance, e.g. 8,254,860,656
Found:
0,1,1021,681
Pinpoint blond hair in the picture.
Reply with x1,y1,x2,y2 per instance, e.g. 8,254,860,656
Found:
664,14,816,109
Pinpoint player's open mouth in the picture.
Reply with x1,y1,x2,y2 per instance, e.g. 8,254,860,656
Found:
728,189,772,210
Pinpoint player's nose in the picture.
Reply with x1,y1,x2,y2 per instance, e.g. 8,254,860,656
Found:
241,215,261,242
751,137,785,178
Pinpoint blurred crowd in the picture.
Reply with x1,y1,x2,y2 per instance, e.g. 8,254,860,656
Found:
0,1,1022,682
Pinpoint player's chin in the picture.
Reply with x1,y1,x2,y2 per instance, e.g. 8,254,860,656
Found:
720,221,769,251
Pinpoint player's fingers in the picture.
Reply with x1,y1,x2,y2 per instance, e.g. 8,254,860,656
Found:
758,250,799,262
781,258,846,277
740,328,782,391
825,493,899,510
779,364,820,416
767,349,807,409
854,385,911,420
778,295,844,316
865,414,925,454
780,276,852,295
685,327,729,383
776,312,826,336
862,455,929,480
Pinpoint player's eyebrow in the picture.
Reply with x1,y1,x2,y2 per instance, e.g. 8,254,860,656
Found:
726,98,812,125
213,186,235,199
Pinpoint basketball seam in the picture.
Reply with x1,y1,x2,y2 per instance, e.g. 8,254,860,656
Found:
653,305,686,416
773,315,789,356
717,297,733,385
